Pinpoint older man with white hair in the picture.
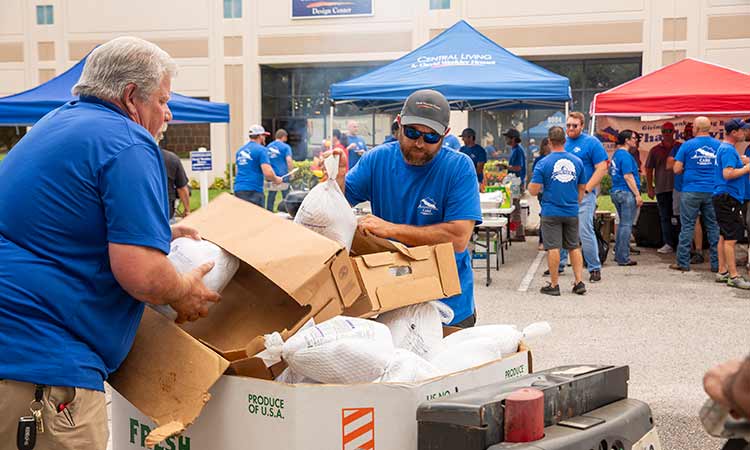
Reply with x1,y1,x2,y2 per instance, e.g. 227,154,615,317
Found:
0,37,219,448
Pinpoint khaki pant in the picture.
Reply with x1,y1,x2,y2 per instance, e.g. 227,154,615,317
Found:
0,379,108,450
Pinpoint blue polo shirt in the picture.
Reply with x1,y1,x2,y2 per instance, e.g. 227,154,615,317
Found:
0,96,171,391
531,151,585,217
674,136,721,193
714,142,746,202
443,134,461,151
345,142,482,325
234,141,270,193
267,140,292,177
564,133,609,184
508,144,526,182
610,148,640,193
459,144,488,182
347,135,368,169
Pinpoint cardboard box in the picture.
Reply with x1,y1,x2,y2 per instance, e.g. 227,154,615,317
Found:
108,194,463,445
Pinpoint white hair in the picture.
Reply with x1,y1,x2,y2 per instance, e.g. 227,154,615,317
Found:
72,36,177,102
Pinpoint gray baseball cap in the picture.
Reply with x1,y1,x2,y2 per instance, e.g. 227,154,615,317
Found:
400,89,450,135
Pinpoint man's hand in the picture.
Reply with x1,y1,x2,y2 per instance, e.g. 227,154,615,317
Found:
636,194,644,207
647,186,655,200
171,262,221,324
273,175,283,185
704,359,743,414
171,224,201,241
742,155,750,165
358,214,396,239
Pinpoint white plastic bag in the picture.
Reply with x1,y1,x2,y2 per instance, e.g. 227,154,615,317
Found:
275,367,319,384
375,302,453,357
258,316,394,384
379,349,440,383
149,237,240,320
439,322,551,356
294,155,357,250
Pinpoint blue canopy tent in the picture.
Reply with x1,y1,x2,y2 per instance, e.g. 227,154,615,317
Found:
330,20,571,113
527,111,567,139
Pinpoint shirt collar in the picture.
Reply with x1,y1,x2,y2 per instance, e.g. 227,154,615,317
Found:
77,95,130,119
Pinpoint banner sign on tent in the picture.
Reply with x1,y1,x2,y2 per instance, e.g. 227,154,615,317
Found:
291,0,373,19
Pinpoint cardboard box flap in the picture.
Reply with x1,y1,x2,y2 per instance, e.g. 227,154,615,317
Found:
351,228,430,261
108,308,229,446
360,252,397,268
435,243,462,297
181,193,345,298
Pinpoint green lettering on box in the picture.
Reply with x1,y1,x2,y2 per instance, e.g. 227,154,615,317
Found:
129,418,139,444
140,424,151,448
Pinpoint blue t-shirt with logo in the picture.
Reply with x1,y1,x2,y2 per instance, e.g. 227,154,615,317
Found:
0,97,171,391
459,144,488,182
234,141,270,193
345,142,482,324
531,151,585,217
714,142,746,202
670,145,683,192
347,135,368,169
564,133,609,184
610,148,640,193
674,136,721,193
267,140,292,177
444,134,461,151
508,144,527,182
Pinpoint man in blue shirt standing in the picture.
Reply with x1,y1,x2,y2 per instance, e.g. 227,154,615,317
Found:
504,128,527,188
557,112,609,282
609,130,643,266
0,37,220,447
671,116,722,272
712,119,750,289
332,90,482,327
529,126,586,296
383,119,399,144
266,128,294,211
346,120,369,169
459,127,488,183
234,124,283,207
444,133,461,151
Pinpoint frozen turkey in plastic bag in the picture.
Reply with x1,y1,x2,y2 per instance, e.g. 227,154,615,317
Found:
439,322,551,356
375,301,453,358
258,317,394,384
379,349,440,383
148,237,240,320
429,337,504,375
294,155,358,250
275,367,320,384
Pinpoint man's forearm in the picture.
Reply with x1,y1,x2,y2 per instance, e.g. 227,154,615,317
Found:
109,243,187,306
625,175,640,197
646,169,655,189
586,165,608,191
178,187,190,213
389,222,473,253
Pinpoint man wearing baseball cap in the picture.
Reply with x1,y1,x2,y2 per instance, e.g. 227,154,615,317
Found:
503,128,526,187
233,124,283,207
459,127,488,183
332,89,482,327
645,121,679,254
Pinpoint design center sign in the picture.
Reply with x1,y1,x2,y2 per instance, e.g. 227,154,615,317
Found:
291,0,373,19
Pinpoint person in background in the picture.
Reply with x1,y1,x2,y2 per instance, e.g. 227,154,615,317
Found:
459,127,488,184
558,112,609,282
609,130,643,266
334,89,481,328
503,128,526,188
529,138,539,158
704,355,750,420
444,132,461,151
529,126,586,296
383,119,399,144
668,122,704,264
534,138,551,252
265,128,294,212
645,122,679,254
712,119,750,289
346,120,368,169
483,133,497,159
742,118,750,271
0,36,220,447
157,123,190,222
234,124,282,207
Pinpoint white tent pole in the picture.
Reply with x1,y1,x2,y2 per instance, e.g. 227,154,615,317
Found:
227,124,233,193
565,101,569,117
329,103,335,151
590,115,596,136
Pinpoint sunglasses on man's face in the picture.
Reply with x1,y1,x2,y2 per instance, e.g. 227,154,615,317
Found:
402,125,442,144
566,123,580,129
661,129,674,133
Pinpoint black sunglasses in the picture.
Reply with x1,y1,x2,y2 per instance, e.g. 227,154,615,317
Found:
402,125,442,144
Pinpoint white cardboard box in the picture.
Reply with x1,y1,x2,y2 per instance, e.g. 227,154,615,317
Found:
111,348,531,450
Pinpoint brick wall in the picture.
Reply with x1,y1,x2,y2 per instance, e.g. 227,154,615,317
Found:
161,123,210,158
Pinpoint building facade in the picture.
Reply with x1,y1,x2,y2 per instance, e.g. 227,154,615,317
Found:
1,0,748,180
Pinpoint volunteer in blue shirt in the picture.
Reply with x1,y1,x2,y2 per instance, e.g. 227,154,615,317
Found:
234,124,283,207
528,126,586,296
333,90,482,328
444,133,461,151
266,128,294,211
712,119,750,289
383,119,399,144
609,130,644,266
557,112,609,282
0,37,219,447
459,127,488,183
671,116,722,272
504,128,526,188
346,120,369,169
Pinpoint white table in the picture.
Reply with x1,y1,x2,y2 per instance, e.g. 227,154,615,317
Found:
472,217,508,287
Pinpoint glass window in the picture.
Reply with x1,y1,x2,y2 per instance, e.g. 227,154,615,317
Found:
36,5,53,25
429,0,450,10
223,0,242,19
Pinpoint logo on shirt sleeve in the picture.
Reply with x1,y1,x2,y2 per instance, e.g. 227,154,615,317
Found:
418,197,439,216
551,159,577,183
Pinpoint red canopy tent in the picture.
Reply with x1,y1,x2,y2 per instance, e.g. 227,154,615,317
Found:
590,58,750,118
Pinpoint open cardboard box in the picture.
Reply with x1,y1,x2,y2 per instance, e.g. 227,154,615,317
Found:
109,194,464,445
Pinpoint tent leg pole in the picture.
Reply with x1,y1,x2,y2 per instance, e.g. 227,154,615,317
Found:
590,116,596,136
227,125,233,193
564,101,569,117
329,103,334,150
